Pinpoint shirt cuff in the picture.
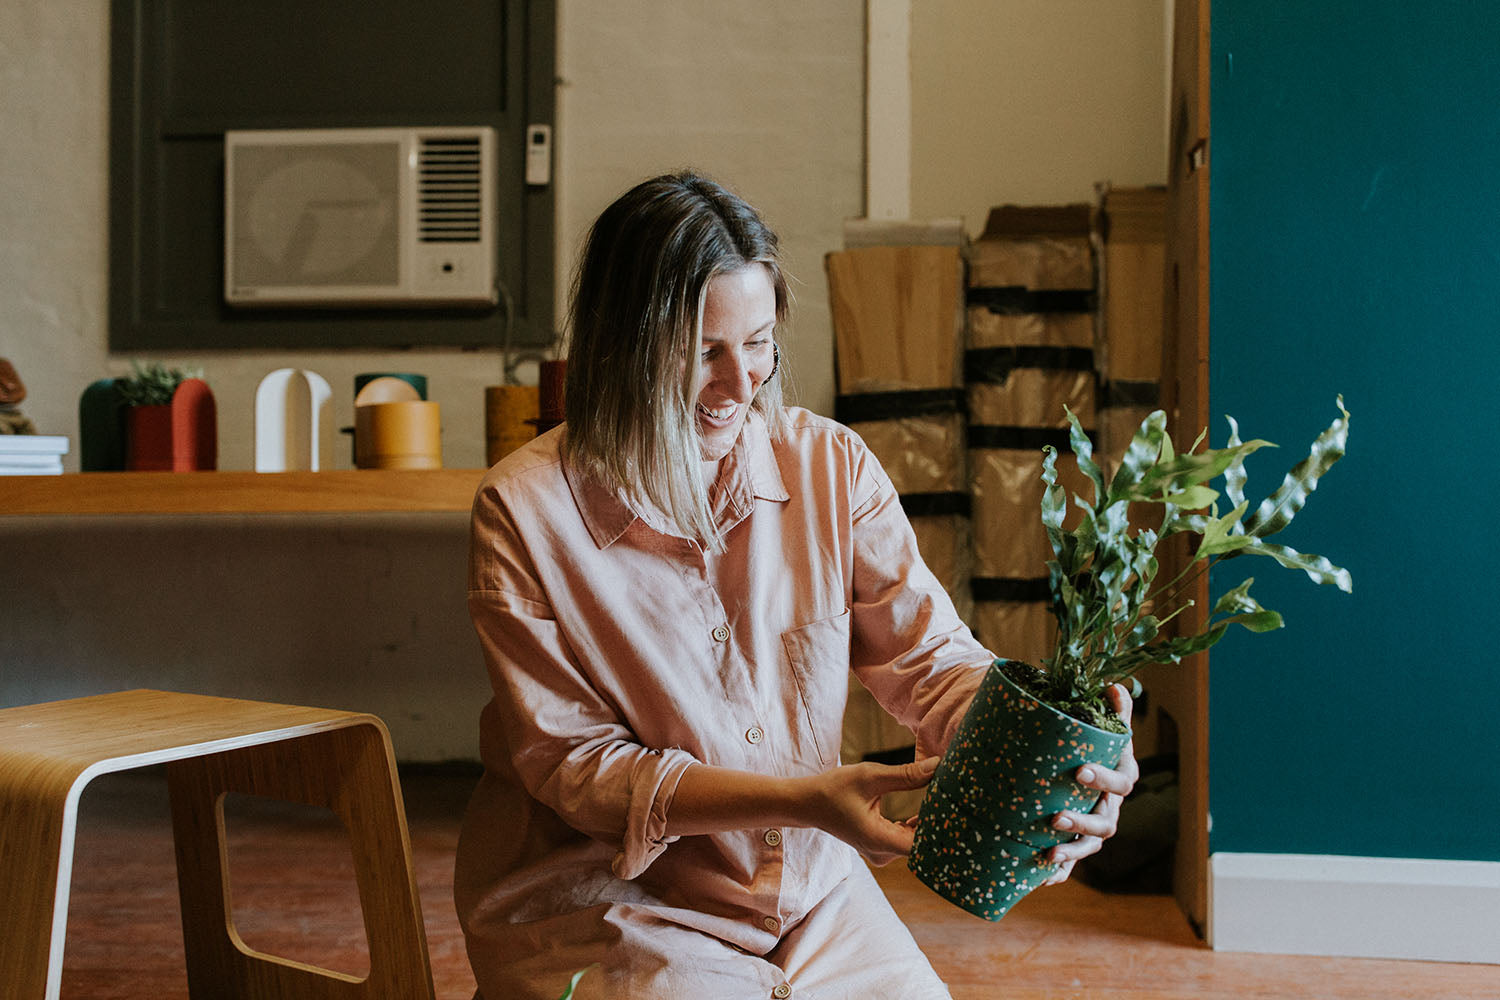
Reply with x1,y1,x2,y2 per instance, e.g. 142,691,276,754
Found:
914,661,990,762
611,748,697,880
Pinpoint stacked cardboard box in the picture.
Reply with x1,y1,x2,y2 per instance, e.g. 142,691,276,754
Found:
1096,185,1168,474
826,225,968,776
964,205,1098,665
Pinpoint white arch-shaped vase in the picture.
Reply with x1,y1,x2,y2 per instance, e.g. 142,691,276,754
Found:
255,369,333,472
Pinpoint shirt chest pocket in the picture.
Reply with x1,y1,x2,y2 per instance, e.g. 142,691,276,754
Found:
780,608,852,769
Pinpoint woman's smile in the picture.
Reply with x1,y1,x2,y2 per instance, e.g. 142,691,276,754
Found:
694,264,778,467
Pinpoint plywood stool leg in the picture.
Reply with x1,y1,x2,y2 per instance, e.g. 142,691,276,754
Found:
0,764,82,999
167,721,434,999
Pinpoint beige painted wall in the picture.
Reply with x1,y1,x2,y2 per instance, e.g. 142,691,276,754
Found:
908,0,1168,232
0,0,865,758
555,2,865,418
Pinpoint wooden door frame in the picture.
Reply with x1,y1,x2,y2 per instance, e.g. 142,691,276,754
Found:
1158,0,1212,933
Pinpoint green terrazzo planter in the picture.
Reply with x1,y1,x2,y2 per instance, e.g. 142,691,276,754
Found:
909,659,1131,921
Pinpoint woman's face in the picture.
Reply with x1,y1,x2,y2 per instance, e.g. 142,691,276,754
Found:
694,263,778,466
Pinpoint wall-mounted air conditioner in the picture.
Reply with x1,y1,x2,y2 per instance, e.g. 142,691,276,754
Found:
224,126,498,308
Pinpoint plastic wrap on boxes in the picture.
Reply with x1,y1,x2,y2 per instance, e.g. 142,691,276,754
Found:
1098,380,1160,481
848,412,965,495
968,445,1092,582
966,308,1095,353
846,411,973,620
910,513,974,622
968,235,1094,291
970,600,1057,680
838,403,970,610
964,207,1097,662
966,368,1096,429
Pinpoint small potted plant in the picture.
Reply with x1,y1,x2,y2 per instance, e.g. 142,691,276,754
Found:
115,361,217,471
909,397,1352,919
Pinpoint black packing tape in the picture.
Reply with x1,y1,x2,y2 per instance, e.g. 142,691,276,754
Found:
863,745,918,765
967,286,1096,315
964,346,1096,384
971,577,1053,603
1099,379,1161,408
899,491,971,518
966,425,1099,451
835,387,966,424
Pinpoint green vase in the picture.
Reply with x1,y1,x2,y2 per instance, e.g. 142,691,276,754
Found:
909,659,1131,921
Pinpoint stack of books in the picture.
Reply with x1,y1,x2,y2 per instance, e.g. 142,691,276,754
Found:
0,435,69,475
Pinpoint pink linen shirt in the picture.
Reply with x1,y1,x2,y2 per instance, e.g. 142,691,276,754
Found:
455,407,991,999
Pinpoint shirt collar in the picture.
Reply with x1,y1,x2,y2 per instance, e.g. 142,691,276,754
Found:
563,410,790,549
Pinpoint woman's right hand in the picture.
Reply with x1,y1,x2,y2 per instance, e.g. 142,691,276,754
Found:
805,757,938,866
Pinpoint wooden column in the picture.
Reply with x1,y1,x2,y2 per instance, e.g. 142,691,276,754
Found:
1156,0,1213,935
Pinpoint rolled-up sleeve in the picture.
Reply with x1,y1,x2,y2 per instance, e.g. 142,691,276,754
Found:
844,444,991,759
468,483,701,879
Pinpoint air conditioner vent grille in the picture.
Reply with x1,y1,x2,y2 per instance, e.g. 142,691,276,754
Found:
418,136,483,243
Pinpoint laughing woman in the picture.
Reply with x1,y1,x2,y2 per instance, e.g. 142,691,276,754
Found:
454,171,1137,1000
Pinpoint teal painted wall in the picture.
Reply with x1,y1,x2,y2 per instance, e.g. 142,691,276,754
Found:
1209,3,1500,860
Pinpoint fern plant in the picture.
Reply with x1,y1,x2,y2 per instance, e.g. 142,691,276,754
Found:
1027,397,1353,731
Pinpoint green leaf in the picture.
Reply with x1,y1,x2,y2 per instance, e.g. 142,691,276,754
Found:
558,965,598,1000
1065,406,1106,509
1121,625,1232,672
1220,609,1285,633
1209,578,1285,632
1245,396,1350,538
1048,562,1080,645
1106,409,1167,503
1223,415,1249,513
1210,577,1258,616
1196,501,1252,556
1135,441,1273,499
1233,537,1354,592
1126,613,1161,648
1060,508,1097,576
1160,484,1220,511
1041,446,1065,557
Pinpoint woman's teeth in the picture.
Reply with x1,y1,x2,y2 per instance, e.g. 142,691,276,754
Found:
698,403,737,421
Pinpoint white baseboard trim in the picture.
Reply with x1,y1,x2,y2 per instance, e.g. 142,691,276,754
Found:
1208,852,1500,965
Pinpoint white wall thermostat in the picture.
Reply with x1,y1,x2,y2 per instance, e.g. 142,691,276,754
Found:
525,124,552,186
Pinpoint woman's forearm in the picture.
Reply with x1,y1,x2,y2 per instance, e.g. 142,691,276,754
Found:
663,757,938,866
665,763,819,837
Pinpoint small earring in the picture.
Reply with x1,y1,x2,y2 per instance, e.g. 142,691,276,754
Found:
767,344,780,382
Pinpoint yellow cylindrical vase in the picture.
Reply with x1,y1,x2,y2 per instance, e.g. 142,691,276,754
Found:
484,385,540,466
355,400,442,470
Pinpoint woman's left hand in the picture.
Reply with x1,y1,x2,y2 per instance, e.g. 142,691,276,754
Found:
1041,683,1141,886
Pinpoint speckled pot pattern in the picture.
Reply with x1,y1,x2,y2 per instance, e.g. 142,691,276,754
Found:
909,660,1131,921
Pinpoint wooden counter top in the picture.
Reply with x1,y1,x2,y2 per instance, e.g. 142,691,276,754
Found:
2,469,486,516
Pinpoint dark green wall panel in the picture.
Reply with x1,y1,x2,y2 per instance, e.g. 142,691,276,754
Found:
110,0,554,351
1209,2,1500,861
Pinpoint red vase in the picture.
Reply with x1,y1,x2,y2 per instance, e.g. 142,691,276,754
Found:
124,379,217,471
124,404,173,470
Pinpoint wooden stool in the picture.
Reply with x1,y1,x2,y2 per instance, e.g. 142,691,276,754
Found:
0,689,435,1000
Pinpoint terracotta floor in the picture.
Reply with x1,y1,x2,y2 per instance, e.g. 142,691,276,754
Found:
53,768,1497,999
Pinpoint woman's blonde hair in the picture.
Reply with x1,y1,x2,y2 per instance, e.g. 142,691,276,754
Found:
562,171,789,547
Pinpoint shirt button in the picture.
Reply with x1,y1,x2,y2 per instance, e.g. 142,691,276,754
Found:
711,624,730,642
763,915,780,933
745,726,764,745
763,829,782,847
772,985,792,999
